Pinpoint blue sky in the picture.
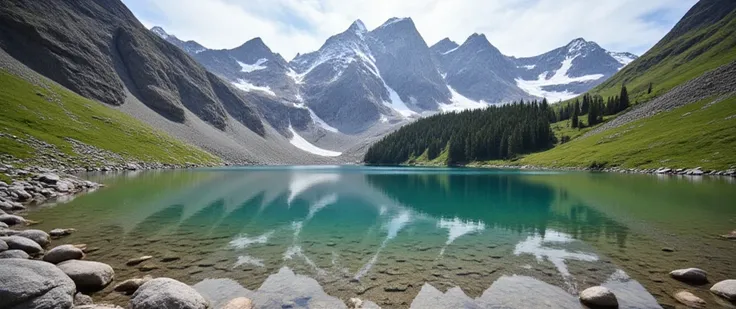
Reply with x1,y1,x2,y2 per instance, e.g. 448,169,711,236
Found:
122,0,696,60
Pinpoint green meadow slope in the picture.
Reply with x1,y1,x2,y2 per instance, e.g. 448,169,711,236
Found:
0,70,220,168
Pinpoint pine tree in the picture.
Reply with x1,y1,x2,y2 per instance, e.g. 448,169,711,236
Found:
620,85,630,111
648,83,653,94
571,101,580,128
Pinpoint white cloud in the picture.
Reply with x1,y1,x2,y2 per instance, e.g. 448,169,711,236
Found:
122,0,696,60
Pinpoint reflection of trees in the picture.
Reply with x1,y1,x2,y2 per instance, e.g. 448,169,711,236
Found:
365,173,630,245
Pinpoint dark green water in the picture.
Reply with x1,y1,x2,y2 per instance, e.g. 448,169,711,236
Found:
26,166,736,308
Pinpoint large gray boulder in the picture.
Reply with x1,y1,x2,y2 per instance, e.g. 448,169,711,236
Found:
0,214,26,226
43,244,85,264
0,238,7,252
0,249,29,259
130,278,209,309
0,222,8,228
0,258,76,309
710,279,736,301
670,268,708,284
37,173,60,184
18,229,51,247
2,235,44,255
57,260,114,291
74,293,94,306
579,286,618,308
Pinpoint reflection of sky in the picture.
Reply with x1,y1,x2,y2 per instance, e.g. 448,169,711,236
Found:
437,218,485,255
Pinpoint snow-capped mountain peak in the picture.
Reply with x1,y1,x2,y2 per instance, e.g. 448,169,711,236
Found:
431,38,460,55
377,17,413,30
150,26,169,39
150,26,207,54
349,19,368,34
608,51,638,66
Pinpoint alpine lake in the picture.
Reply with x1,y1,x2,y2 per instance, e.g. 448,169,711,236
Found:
25,166,736,308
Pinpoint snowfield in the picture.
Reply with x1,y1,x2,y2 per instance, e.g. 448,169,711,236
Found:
288,125,342,157
232,79,276,96
237,58,268,73
515,56,603,102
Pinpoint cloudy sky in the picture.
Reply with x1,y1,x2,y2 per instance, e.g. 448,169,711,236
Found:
121,0,696,60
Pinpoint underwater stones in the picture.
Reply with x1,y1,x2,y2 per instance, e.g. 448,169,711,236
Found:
674,290,706,308
50,228,76,238
579,286,618,308
43,244,85,264
2,235,44,255
721,230,736,240
113,276,152,295
348,298,363,308
221,297,254,309
0,258,76,309
57,260,115,291
670,268,708,284
384,283,410,292
126,255,153,266
710,279,736,301
18,229,51,247
130,278,209,309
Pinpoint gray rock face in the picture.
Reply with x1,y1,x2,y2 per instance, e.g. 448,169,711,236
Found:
0,258,76,309
57,260,115,291
43,244,85,264
18,229,51,247
710,279,736,301
151,27,207,55
1,235,44,255
670,268,708,284
579,286,618,307
0,249,30,259
130,278,209,309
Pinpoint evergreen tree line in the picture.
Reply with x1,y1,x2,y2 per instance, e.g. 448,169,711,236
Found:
364,100,557,165
557,85,630,128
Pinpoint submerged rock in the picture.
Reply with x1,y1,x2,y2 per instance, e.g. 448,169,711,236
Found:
57,260,115,291
113,276,152,295
670,268,708,284
710,279,736,301
127,255,153,266
43,244,85,264
221,297,254,309
18,229,51,247
130,278,209,309
0,258,76,309
0,249,30,259
579,286,618,308
2,235,44,255
674,290,706,308
50,228,76,238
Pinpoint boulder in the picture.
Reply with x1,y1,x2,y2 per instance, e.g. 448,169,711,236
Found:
43,244,85,264
0,222,7,229
37,173,61,184
126,255,154,266
670,268,708,284
579,286,618,308
113,276,152,295
74,293,94,306
0,258,76,309
710,279,736,301
18,229,51,247
674,290,706,308
0,228,20,236
57,260,115,291
50,228,76,238
75,305,125,309
0,249,29,259
130,278,209,309
2,235,44,255
0,214,26,226
0,238,7,252
221,297,253,309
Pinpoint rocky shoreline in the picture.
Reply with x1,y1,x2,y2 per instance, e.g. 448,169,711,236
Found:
469,163,736,178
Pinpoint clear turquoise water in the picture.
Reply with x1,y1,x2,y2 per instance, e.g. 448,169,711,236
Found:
27,166,736,308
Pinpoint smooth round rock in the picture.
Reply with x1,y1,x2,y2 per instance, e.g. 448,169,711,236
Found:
222,297,253,309
50,228,76,238
57,260,115,291
674,290,706,308
18,229,51,247
0,222,8,229
0,238,7,252
0,214,26,226
710,279,736,301
579,286,618,308
2,235,44,255
75,305,125,309
74,293,94,306
126,255,153,266
113,276,152,295
130,278,209,309
38,173,60,184
0,258,76,309
670,268,708,284
0,249,30,259
43,244,85,264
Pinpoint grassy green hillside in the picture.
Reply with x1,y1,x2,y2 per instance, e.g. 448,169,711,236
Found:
511,95,736,170
593,0,736,102
0,70,220,167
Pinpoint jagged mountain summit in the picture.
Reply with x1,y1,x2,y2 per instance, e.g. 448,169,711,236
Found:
150,26,207,55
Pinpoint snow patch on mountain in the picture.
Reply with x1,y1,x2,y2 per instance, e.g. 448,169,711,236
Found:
515,56,604,101
442,47,459,55
439,87,489,112
382,85,416,117
298,105,339,133
288,125,342,157
232,79,276,96
238,58,268,73
519,65,536,70
379,17,409,29
608,51,637,67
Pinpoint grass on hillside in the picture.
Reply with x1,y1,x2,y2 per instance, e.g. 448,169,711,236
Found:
0,70,220,166
513,95,736,170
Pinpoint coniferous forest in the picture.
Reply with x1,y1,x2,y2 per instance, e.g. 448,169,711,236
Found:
364,100,557,165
